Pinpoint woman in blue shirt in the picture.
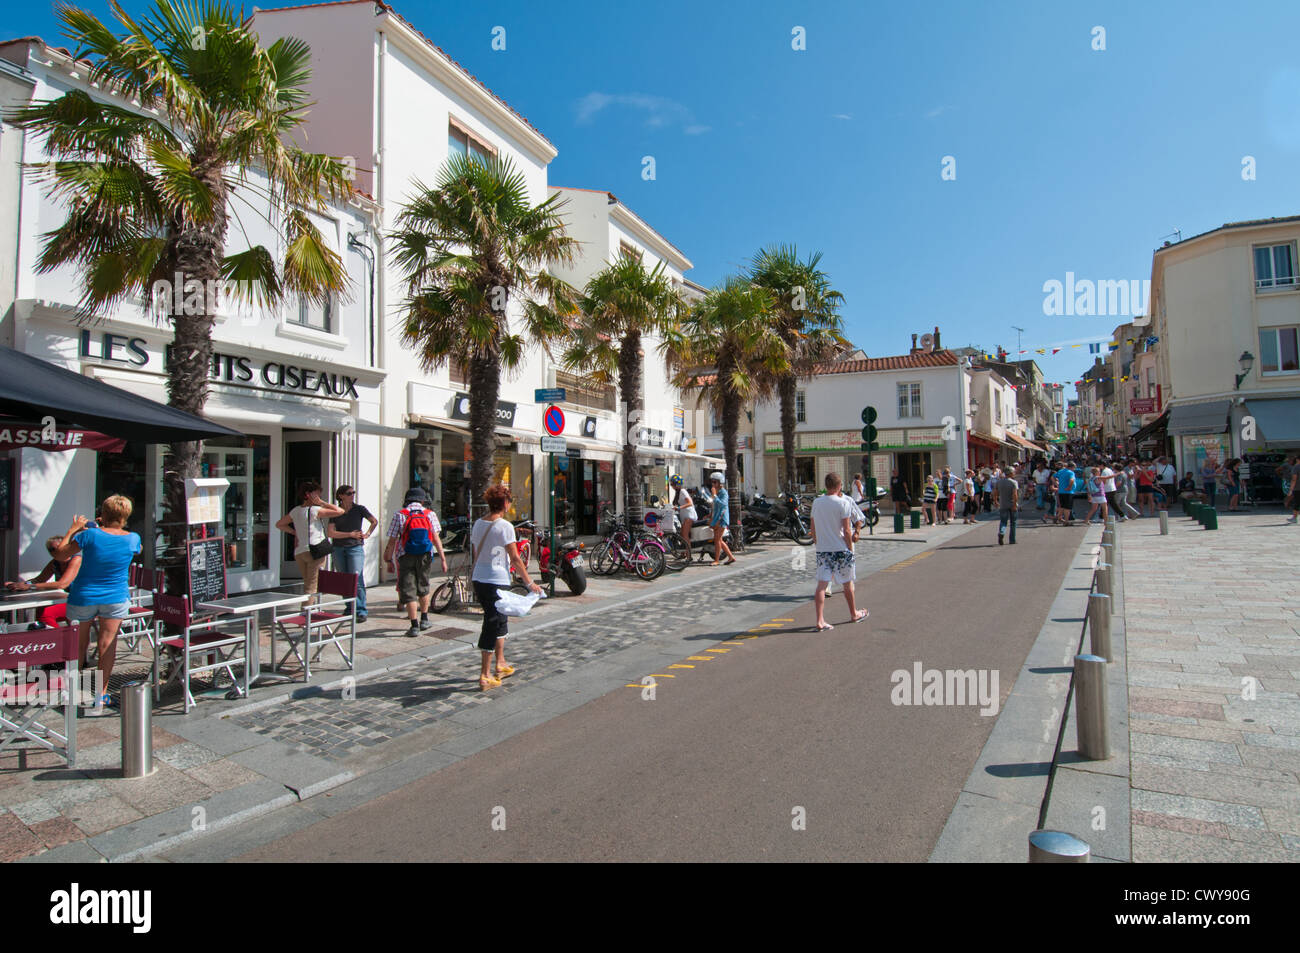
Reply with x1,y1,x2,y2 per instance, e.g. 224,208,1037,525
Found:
707,473,736,566
51,495,142,709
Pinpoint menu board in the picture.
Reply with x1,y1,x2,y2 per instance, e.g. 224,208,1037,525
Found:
186,536,228,604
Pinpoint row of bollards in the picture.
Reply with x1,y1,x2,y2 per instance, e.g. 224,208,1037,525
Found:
1184,500,1218,530
890,510,942,533
1032,516,1121,861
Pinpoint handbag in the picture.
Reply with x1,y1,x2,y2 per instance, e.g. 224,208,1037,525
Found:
306,506,333,559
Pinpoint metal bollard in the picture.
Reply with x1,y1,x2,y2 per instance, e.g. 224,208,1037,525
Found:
1028,829,1091,863
909,510,921,529
1203,508,1218,530
1159,510,1169,535
120,680,154,778
1094,561,1111,598
894,512,905,534
1075,653,1110,759
1099,542,1113,569
1088,592,1112,660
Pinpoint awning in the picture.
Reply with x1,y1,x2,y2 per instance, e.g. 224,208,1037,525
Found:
0,419,126,453
1006,432,1044,452
1130,409,1169,443
0,345,241,443
1167,399,1230,436
1244,397,1300,444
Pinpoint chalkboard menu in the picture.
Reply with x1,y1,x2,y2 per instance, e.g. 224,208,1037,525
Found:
186,536,228,604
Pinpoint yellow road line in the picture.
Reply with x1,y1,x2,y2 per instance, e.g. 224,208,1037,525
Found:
668,663,695,669
687,655,714,661
705,648,729,654
649,673,675,678
722,641,745,646
772,618,795,622
883,550,935,573
758,623,783,628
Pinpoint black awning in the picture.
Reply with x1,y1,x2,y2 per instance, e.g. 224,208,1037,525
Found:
1130,409,1170,442
1167,400,1230,436
0,345,243,444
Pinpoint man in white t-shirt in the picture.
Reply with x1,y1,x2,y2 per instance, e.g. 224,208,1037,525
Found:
810,472,869,630
1034,464,1050,509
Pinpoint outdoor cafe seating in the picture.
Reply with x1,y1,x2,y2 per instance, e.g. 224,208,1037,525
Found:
272,569,357,681
0,625,79,767
120,563,159,654
152,593,252,713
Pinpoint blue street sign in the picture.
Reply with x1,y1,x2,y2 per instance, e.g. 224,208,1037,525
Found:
535,388,566,403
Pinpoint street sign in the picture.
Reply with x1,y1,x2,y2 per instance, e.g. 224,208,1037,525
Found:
861,407,878,424
535,388,566,403
541,436,567,453
543,405,565,436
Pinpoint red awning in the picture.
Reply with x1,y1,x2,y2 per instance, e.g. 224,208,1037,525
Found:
0,420,126,453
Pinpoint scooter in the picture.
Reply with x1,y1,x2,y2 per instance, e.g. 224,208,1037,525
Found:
513,520,587,595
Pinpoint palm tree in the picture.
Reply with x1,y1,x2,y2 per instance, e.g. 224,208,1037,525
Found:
563,252,683,528
748,246,846,493
390,153,578,514
671,278,788,530
7,0,352,578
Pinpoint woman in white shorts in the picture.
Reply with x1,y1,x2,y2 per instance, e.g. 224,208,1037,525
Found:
669,475,697,560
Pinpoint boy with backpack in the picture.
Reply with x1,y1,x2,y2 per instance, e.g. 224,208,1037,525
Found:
383,487,449,637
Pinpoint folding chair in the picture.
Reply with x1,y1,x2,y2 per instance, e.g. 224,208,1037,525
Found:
272,570,357,681
0,626,80,768
151,593,252,713
120,566,158,653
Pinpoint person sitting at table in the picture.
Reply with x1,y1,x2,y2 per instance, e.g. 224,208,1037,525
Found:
6,536,82,593
1178,472,1206,503
50,496,142,711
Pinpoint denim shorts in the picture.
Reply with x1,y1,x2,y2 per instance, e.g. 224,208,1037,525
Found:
66,601,131,622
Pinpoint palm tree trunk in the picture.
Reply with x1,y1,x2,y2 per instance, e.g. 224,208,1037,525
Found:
468,352,501,520
778,373,797,493
719,350,742,535
160,177,226,595
619,332,643,529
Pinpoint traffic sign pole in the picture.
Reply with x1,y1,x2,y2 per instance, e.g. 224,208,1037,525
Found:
861,406,879,536
549,451,555,598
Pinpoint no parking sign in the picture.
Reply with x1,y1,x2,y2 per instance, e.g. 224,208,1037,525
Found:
544,405,565,436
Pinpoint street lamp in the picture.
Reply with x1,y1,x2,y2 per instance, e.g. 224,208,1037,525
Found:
968,396,979,417
1234,351,1254,389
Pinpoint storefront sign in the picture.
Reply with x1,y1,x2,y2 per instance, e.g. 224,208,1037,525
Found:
0,419,126,453
1130,397,1157,415
673,407,684,429
541,436,567,453
906,428,946,448
535,388,566,403
77,330,360,398
450,393,518,426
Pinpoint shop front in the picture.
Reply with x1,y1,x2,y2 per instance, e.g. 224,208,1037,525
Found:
1239,397,1300,502
763,427,948,497
12,314,387,591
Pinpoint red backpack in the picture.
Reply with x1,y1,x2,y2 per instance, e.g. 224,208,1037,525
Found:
399,507,435,554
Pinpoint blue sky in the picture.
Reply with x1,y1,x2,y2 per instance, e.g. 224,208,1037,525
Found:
8,0,1300,396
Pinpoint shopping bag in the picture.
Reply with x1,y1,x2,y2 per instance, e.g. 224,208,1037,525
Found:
495,588,546,617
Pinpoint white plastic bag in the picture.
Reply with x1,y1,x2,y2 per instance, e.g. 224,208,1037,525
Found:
495,587,545,617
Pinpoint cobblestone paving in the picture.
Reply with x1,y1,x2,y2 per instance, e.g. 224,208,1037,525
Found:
230,537,922,763
1120,510,1300,861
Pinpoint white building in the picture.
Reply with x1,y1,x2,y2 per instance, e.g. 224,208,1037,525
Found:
0,36,385,588
752,337,970,498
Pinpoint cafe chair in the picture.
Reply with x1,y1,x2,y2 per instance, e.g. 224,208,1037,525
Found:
152,593,252,713
120,565,159,654
272,570,357,681
0,626,80,767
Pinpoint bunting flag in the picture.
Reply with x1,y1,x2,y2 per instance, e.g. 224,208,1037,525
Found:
1088,343,1100,353
1052,348,1061,354
1035,348,1046,354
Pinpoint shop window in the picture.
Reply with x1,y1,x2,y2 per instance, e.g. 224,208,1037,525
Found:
794,456,815,490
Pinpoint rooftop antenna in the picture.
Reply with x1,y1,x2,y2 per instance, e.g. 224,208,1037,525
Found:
1157,227,1182,246
1011,325,1024,355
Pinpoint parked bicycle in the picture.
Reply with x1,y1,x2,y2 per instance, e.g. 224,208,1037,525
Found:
591,510,666,579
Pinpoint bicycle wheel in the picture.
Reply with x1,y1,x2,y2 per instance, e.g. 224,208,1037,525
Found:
633,542,666,580
430,580,455,613
591,539,620,575
663,535,690,571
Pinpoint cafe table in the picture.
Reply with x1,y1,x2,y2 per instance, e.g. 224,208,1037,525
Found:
196,591,309,688
0,590,67,627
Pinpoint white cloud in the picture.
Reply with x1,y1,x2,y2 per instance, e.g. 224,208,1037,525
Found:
575,91,706,133
832,113,852,120
925,105,952,119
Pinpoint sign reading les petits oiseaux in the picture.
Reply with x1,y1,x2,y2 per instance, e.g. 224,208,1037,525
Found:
78,330,360,398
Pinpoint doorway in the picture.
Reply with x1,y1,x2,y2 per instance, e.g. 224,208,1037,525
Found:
897,452,931,502
281,431,327,579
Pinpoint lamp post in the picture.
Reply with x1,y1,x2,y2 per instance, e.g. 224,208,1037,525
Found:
1234,351,1254,390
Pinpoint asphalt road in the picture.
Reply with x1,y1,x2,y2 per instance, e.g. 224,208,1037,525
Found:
231,513,1082,862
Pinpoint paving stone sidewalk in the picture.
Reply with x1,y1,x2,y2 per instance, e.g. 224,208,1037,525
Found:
1120,508,1300,861
4,519,974,861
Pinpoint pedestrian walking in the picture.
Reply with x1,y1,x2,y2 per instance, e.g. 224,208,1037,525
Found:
1156,456,1178,510
1200,456,1221,508
49,496,142,710
1135,460,1157,516
850,473,865,505
1054,460,1077,525
327,485,377,623
383,487,448,637
962,469,978,524
1034,462,1049,509
890,468,911,514
981,468,996,513
669,475,697,561
943,468,959,523
996,469,1019,544
1083,467,1109,524
1043,472,1058,521
1284,455,1300,523
922,474,938,525
1223,459,1242,511
470,484,541,690
1097,460,1123,521
810,472,868,630
934,470,949,524
276,480,345,601
707,472,736,565
1113,463,1140,519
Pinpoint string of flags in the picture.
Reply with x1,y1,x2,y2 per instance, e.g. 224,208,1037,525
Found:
981,335,1160,360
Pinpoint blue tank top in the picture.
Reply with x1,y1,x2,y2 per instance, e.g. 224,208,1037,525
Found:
68,527,142,605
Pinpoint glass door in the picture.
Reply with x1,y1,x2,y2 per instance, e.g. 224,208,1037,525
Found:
282,432,328,579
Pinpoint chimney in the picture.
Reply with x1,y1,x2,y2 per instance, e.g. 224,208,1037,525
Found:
911,333,918,352
933,326,941,350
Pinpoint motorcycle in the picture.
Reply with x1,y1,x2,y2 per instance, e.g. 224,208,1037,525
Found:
856,487,888,529
513,520,587,595
743,491,812,545
439,515,472,553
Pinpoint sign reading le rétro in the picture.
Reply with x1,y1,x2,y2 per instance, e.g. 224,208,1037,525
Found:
79,330,360,399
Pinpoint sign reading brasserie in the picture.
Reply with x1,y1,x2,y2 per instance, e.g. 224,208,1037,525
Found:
79,330,360,398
